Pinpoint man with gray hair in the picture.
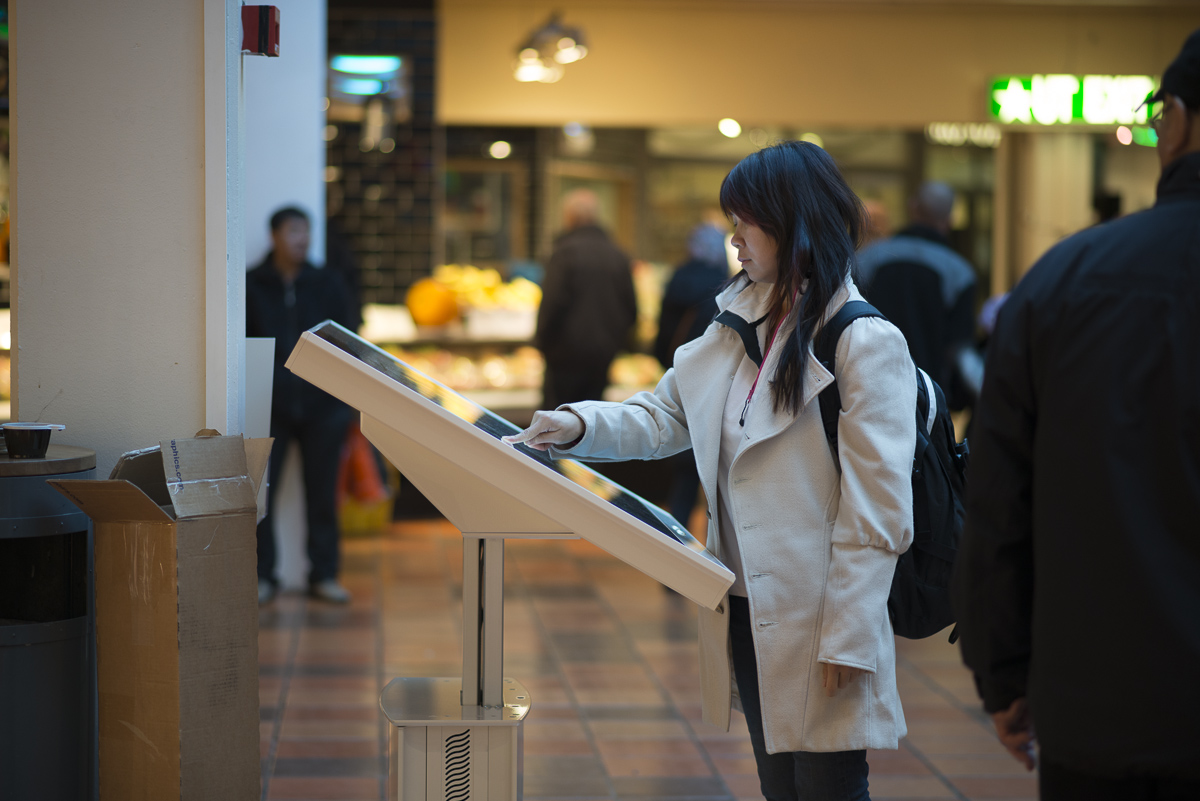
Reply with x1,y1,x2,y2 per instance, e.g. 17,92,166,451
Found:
536,188,637,409
856,182,977,406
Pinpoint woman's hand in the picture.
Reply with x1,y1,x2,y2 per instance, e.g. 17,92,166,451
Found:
822,663,865,697
501,410,584,451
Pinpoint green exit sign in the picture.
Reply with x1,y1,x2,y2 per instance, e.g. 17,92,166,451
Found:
990,75,1157,125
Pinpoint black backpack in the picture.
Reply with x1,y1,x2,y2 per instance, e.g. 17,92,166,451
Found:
815,301,969,641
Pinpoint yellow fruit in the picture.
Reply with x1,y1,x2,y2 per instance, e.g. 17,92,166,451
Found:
406,278,459,326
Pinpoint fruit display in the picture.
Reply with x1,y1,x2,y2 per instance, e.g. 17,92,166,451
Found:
608,353,664,389
404,277,458,327
432,264,541,312
382,344,545,392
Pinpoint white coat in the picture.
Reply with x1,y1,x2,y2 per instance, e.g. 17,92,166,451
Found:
555,275,915,753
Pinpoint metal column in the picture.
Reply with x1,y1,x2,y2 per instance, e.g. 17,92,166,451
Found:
461,536,505,708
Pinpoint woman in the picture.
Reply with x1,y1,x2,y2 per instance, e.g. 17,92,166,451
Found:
504,141,915,801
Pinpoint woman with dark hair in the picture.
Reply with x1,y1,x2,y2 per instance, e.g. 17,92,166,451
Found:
506,141,915,800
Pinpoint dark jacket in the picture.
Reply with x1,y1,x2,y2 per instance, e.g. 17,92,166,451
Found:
952,151,1200,779
246,256,358,422
857,225,976,402
654,257,727,369
535,224,637,369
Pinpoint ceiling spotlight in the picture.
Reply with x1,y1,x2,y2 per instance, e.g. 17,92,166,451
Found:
513,13,587,83
489,141,513,159
718,118,742,138
1115,126,1133,146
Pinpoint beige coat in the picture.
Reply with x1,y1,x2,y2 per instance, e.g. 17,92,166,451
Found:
557,276,915,753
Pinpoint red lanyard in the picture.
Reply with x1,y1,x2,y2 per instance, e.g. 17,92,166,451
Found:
739,304,790,427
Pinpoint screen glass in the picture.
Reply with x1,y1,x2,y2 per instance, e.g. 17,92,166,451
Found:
310,322,699,548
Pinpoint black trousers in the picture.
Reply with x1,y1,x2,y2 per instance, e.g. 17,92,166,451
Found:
256,408,350,586
1040,757,1200,801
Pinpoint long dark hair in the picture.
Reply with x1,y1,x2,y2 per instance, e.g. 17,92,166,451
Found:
719,140,865,416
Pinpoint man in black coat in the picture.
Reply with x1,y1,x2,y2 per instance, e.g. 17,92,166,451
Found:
535,189,637,409
247,207,359,605
952,30,1200,800
857,182,977,408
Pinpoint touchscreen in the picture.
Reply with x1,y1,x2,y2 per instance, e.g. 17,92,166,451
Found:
311,322,691,544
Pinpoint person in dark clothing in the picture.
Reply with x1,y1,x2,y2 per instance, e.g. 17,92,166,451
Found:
535,189,638,409
952,30,1200,800
247,206,359,605
654,222,729,529
856,182,976,407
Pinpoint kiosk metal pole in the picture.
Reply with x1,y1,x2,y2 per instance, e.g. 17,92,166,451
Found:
461,536,505,708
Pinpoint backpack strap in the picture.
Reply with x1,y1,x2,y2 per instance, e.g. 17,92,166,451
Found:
714,310,770,367
815,300,886,466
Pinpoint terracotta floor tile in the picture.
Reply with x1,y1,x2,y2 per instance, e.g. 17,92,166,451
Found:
594,738,701,758
274,739,381,758
522,738,595,756
257,520,1020,801
588,719,691,739
265,777,380,799
948,775,1040,798
928,754,1033,776
868,775,956,798
601,754,715,777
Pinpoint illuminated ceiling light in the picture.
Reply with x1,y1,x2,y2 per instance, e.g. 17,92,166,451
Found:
718,118,742,138
489,141,513,159
331,55,403,75
337,77,385,96
513,13,587,83
799,132,824,148
1115,126,1133,146
515,62,546,82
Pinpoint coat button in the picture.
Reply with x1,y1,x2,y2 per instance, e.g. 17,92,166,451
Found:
716,603,725,614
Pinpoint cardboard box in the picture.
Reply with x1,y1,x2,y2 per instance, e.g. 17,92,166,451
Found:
50,431,272,801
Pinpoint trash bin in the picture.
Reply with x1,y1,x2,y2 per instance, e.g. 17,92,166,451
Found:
0,445,97,801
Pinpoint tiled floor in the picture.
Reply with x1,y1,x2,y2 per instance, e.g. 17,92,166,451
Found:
258,518,1038,801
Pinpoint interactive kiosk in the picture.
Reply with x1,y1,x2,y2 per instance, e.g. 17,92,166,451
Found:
286,322,733,801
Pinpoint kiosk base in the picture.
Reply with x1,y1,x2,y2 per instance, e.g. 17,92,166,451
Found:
381,676,531,801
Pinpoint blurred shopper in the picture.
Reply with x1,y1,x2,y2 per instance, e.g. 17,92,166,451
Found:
860,198,892,247
535,189,637,409
247,207,359,605
953,30,1200,799
507,141,915,801
857,182,976,408
654,222,730,530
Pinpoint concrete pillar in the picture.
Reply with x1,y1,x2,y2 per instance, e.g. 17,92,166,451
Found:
11,0,245,475
1012,131,1096,279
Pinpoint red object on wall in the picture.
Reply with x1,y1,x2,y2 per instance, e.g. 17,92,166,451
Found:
241,6,280,57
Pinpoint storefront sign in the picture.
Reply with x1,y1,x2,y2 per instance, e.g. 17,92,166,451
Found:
990,75,1157,126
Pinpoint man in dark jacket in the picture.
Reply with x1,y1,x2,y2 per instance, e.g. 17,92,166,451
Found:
535,189,638,409
952,30,1200,799
654,222,729,529
857,182,976,407
247,207,359,605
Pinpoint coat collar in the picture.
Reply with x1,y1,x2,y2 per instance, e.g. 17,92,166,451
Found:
717,277,872,457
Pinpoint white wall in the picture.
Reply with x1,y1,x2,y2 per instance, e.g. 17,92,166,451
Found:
11,0,245,474
244,0,327,267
